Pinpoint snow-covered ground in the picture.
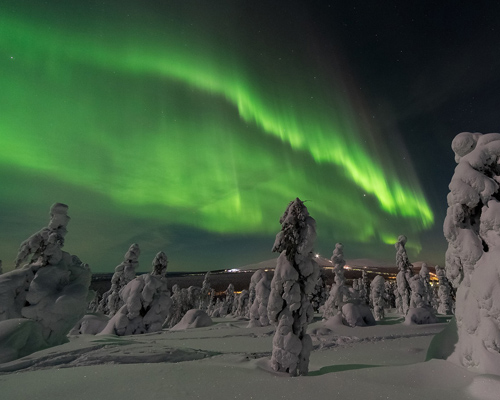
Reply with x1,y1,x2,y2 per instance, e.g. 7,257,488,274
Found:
1,312,498,400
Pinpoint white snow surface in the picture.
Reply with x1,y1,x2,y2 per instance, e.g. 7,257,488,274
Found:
1,312,499,399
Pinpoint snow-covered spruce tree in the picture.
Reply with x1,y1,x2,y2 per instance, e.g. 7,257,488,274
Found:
442,131,500,374
362,270,370,306
0,203,92,357
233,289,250,317
164,284,183,328
248,270,271,327
310,267,328,313
394,283,403,314
323,242,350,319
224,283,235,316
100,251,172,335
267,198,319,376
435,265,454,315
395,235,413,315
248,269,266,308
97,243,140,316
384,280,396,309
370,275,385,321
419,263,434,307
199,271,212,311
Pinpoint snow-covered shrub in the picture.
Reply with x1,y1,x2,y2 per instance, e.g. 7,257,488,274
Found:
406,275,437,325
267,198,319,376
0,203,92,360
442,131,500,374
435,265,454,315
395,235,413,315
342,303,376,327
248,270,271,327
97,243,140,316
99,251,172,335
370,275,385,321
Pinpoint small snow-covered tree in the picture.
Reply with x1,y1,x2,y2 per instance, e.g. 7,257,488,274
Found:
435,265,454,315
199,271,212,310
384,281,396,309
98,243,140,316
267,198,319,376
362,270,370,306
310,267,328,312
395,235,413,315
0,203,92,359
323,243,350,319
100,251,172,335
419,263,434,307
370,275,385,321
233,289,250,317
224,283,235,315
248,270,271,327
442,131,500,374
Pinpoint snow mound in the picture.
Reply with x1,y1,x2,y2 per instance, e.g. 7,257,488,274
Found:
70,314,110,335
404,307,438,325
342,303,376,327
0,318,48,363
170,309,212,331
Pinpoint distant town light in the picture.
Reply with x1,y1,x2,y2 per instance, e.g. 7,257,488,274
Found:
315,254,320,258
227,268,240,273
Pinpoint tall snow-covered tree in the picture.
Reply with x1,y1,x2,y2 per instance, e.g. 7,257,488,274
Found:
98,243,140,316
442,131,500,374
267,198,319,376
370,275,385,321
395,235,413,315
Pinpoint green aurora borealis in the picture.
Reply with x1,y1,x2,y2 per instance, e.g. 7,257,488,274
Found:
0,1,434,272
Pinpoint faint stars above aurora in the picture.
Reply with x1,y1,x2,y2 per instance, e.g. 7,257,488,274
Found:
0,1,434,271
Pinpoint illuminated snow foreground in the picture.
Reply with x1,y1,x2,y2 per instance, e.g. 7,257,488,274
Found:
444,131,500,374
268,198,319,376
0,203,92,362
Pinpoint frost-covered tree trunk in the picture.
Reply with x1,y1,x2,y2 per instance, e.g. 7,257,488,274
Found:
98,243,140,316
100,251,172,335
395,235,413,315
435,265,454,315
267,198,319,376
0,203,92,357
443,131,500,374
370,275,385,321
248,270,271,327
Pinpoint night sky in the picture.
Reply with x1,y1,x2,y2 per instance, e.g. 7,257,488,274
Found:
1,1,500,273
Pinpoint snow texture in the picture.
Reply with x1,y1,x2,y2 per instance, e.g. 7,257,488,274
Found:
443,132,500,374
267,198,319,376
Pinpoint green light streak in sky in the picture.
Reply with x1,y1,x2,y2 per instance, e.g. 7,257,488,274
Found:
0,6,433,250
